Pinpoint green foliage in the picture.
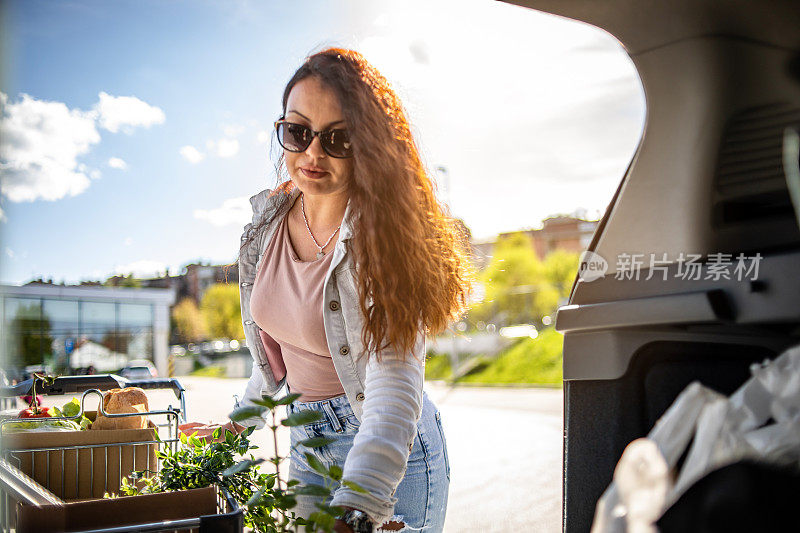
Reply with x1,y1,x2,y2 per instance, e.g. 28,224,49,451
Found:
118,393,366,532
57,397,92,429
200,283,244,339
7,303,53,367
190,364,226,378
104,273,141,288
118,427,282,531
459,328,563,385
425,353,452,380
172,297,207,343
469,234,580,326
542,249,581,298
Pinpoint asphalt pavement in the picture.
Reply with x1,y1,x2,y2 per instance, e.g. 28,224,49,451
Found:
169,377,564,533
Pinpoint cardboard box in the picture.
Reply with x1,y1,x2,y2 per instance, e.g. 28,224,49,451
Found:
16,485,219,533
1,412,159,500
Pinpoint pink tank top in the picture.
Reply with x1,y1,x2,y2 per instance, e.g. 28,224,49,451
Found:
249,210,346,402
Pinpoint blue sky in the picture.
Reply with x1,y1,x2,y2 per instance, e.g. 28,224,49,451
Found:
0,0,645,285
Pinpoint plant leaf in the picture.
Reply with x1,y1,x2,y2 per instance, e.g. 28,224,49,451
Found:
313,502,344,516
221,458,264,477
308,511,336,531
274,392,302,406
294,483,331,497
303,452,328,476
245,488,265,507
297,436,336,448
228,405,265,422
251,397,277,409
341,479,369,494
328,464,343,481
281,410,324,427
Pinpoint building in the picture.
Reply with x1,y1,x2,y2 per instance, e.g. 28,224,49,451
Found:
132,262,238,304
523,216,598,258
471,215,599,270
0,284,175,379
179,262,238,303
98,261,239,305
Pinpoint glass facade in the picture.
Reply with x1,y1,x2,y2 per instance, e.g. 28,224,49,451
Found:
2,295,155,377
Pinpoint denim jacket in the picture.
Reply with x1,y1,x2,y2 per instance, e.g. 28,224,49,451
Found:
235,186,426,524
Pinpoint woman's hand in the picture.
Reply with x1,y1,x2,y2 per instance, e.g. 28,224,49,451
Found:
178,420,245,441
333,519,354,533
333,507,404,532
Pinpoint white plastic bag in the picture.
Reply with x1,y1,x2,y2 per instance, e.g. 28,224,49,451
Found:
591,344,800,533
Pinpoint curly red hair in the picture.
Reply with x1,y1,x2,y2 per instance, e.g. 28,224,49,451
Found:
266,48,474,361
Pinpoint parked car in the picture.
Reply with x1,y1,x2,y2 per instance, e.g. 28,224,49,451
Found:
120,359,158,380
169,345,187,357
503,0,800,531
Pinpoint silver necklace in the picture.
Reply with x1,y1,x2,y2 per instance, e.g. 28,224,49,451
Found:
300,193,341,259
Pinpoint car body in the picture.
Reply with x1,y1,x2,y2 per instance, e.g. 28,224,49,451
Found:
169,345,187,357
120,359,158,380
502,1,800,531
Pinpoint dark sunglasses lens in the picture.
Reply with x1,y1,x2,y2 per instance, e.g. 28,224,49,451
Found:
277,123,311,152
322,129,352,157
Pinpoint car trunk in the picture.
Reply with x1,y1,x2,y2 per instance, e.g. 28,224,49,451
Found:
502,1,800,531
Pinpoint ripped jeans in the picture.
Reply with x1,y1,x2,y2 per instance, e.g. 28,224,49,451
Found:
287,389,450,532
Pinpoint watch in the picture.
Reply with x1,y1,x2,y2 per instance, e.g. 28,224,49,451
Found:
341,508,374,533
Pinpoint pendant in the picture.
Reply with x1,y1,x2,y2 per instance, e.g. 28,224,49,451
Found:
316,251,325,259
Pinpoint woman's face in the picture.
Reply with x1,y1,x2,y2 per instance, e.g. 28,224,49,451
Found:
283,76,353,197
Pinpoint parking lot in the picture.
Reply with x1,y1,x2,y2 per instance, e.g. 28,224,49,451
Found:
174,377,564,532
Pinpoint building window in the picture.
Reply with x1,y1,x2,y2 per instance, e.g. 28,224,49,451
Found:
43,299,79,373
118,303,154,361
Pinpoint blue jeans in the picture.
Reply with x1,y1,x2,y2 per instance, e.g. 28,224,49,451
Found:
286,389,450,532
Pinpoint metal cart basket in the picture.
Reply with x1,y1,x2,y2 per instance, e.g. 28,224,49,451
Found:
0,375,244,533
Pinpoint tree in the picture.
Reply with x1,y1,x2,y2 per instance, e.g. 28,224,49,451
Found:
543,249,581,298
104,273,141,288
8,303,54,368
469,234,581,327
172,298,207,343
200,283,244,339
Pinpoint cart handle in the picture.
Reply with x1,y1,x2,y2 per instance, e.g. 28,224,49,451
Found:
0,374,185,401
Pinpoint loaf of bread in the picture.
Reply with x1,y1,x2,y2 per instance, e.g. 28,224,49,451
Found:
91,388,150,430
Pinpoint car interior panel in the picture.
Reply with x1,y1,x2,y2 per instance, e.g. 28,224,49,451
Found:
502,1,800,530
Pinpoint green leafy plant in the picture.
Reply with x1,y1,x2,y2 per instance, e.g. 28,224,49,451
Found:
114,392,367,532
54,397,93,429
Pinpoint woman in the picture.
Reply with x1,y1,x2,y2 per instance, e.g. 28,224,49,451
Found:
190,48,471,532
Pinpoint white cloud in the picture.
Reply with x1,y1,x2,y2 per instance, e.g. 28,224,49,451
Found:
179,145,205,164
216,138,239,158
257,130,270,143
193,196,250,227
222,124,244,137
0,206,5,222
206,138,240,158
183,125,243,165
108,157,127,170
0,92,100,202
112,259,169,278
93,92,165,133
124,237,132,246
5,247,14,258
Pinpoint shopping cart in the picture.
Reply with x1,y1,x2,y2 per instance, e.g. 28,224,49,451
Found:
0,374,244,532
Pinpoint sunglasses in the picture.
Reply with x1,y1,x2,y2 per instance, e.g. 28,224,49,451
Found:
274,119,353,158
